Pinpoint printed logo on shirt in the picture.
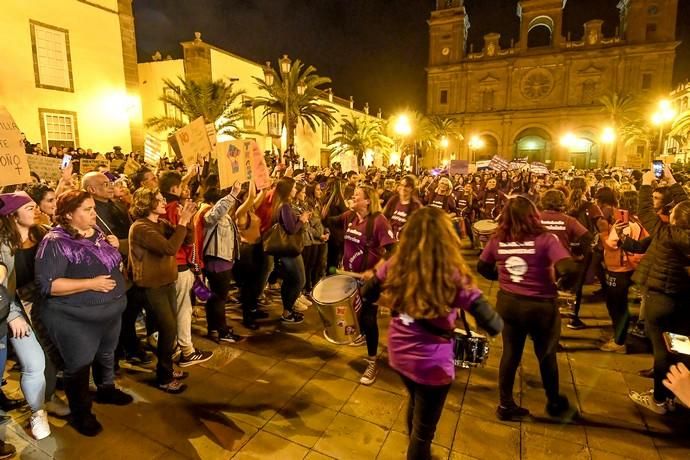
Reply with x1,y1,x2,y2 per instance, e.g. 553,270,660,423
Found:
542,220,566,232
497,241,536,255
398,313,415,326
505,256,528,283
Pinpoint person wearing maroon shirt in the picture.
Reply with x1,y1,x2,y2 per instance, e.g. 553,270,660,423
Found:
477,195,579,421
382,175,423,240
478,178,504,220
454,183,478,242
328,185,396,385
540,189,592,252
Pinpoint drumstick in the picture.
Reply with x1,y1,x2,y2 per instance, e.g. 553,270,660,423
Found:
328,267,365,280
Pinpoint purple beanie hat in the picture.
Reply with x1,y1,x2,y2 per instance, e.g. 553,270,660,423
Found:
0,192,33,216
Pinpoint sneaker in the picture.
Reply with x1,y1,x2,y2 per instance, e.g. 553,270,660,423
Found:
146,332,158,350
157,379,187,394
125,350,154,365
30,410,51,440
95,386,134,406
349,334,366,347
567,318,586,330
178,349,213,367
546,395,578,420
172,370,189,380
294,297,310,312
630,324,646,339
360,359,378,385
0,442,16,460
496,404,530,421
218,331,242,344
172,346,182,362
600,339,626,354
629,390,669,415
281,312,304,324
71,413,102,437
45,394,70,417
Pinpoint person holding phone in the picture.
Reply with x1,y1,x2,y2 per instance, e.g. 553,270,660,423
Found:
628,165,690,414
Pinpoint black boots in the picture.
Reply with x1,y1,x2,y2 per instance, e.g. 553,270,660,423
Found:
64,366,102,437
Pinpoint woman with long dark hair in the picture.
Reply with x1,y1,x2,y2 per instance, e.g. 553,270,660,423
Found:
478,195,578,421
304,183,329,293
36,191,132,436
271,177,311,324
25,183,56,226
322,179,348,270
361,207,502,460
382,175,423,240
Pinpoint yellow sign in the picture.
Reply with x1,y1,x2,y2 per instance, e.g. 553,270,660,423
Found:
216,140,249,189
0,107,32,187
80,158,110,174
175,116,212,166
26,155,62,182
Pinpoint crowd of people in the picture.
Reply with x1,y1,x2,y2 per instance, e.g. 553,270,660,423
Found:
0,144,688,459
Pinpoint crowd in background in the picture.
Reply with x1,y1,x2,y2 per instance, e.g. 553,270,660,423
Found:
0,139,688,459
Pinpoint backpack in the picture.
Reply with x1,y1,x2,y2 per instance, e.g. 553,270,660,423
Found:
603,216,648,270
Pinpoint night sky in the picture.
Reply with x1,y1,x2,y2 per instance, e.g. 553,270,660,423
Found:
134,0,690,116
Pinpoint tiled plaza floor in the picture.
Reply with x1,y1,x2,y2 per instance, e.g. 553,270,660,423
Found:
2,248,689,459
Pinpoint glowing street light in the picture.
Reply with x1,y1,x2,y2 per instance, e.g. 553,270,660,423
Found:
651,99,677,158
468,135,484,163
394,114,412,137
440,136,449,149
601,127,616,144
560,132,577,148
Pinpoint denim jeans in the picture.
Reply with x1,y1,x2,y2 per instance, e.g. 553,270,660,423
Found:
10,327,46,412
399,373,451,460
278,255,305,313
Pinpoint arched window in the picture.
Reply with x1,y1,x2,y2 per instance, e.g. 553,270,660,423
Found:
527,16,554,48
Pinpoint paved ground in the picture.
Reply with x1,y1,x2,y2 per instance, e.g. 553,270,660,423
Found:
2,248,690,459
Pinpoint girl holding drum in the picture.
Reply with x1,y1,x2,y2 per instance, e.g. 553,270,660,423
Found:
360,207,503,460
328,185,396,385
477,195,579,421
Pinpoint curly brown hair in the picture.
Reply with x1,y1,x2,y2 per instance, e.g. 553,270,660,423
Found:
55,190,93,239
383,207,475,319
130,187,162,220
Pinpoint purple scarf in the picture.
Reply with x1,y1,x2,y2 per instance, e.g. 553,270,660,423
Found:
37,226,122,272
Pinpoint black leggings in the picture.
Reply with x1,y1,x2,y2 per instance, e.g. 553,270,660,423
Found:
496,290,561,407
204,269,233,334
604,270,632,345
360,301,379,357
400,373,451,460
233,242,264,321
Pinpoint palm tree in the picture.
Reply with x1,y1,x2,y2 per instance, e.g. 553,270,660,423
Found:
145,77,247,137
599,92,640,166
253,59,336,147
619,118,657,162
329,116,393,165
418,115,464,165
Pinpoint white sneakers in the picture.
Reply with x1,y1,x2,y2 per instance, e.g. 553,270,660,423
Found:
360,359,378,385
30,409,51,440
600,339,626,354
294,295,312,312
629,390,675,415
45,394,70,417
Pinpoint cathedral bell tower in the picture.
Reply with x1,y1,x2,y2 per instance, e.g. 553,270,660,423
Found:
428,0,469,66
517,0,566,49
617,0,678,44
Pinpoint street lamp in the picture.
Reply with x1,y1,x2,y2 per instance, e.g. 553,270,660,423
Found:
601,127,616,166
394,114,413,171
468,135,484,163
440,136,449,166
651,99,677,160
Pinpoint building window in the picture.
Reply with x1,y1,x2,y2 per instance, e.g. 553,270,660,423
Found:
322,123,330,144
163,88,183,123
481,90,494,111
39,109,78,149
267,113,280,136
581,80,597,104
440,90,449,105
642,73,653,90
30,21,74,92
242,96,255,130
646,23,657,40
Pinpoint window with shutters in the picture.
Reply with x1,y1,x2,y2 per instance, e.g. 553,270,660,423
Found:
242,96,255,130
39,109,78,149
30,21,74,92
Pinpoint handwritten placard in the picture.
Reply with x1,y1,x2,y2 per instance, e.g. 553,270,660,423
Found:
124,157,141,176
80,158,110,174
0,107,31,186
175,116,211,166
216,140,249,189
26,155,62,182
247,140,271,190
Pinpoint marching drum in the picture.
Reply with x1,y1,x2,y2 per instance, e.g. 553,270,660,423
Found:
453,328,490,368
472,219,498,249
311,275,362,345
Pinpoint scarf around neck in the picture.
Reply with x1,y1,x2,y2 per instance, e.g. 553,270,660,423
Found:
37,226,122,272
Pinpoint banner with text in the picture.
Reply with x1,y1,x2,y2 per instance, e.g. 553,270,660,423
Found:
80,158,110,174
144,133,162,167
530,162,549,175
175,116,212,166
26,155,62,182
0,107,31,186
489,155,510,171
449,160,468,175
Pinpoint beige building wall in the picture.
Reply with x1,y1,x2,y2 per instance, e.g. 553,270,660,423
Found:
1,0,138,153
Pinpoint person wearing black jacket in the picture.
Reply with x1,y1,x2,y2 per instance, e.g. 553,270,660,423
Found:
628,166,690,415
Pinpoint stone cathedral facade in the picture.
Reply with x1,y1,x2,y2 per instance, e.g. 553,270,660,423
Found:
426,0,679,168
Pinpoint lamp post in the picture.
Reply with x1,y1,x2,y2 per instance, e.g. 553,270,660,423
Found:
651,99,677,162
601,126,616,167
394,114,412,172
468,135,484,164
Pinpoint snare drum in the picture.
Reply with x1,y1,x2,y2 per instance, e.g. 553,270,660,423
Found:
312,275,362,345
453,328,490,368
472,219,498,249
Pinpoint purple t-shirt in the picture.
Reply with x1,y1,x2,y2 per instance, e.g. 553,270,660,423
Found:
387,200,416,239
377,261,482,386
342,212,396,273
540,210,588,252
480,232,570,299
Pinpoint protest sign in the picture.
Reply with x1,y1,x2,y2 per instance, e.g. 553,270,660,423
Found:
530,162,549,175
626,153,643,169
26,155,62,182
144,133,162,166
476,160,491,170
340,153,358,173
124,157,141,176
80,158,110,174
247,140,272,190
110,159,125,171
449,160,468,175
174,116,211,166
0,107,32,187
216,140,249,189
489,155,510,171
205,123,217,158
